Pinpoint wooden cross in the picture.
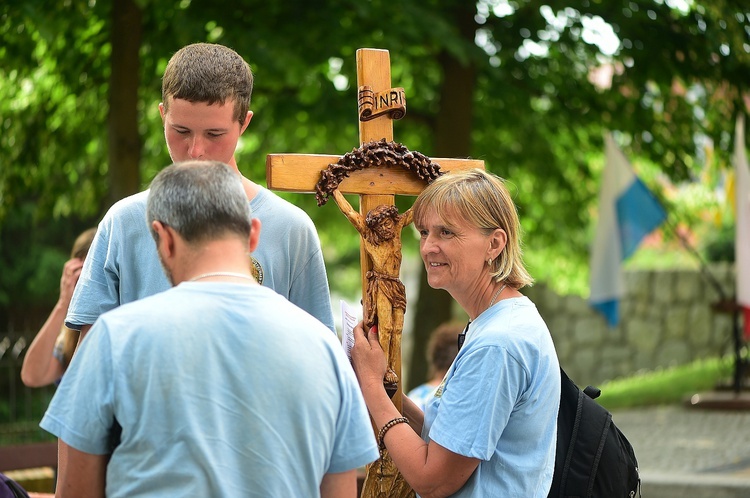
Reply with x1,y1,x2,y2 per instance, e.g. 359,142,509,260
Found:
267,46,482,399
266,48,483,496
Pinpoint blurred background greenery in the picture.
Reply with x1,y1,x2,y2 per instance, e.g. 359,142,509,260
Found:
1,0,748,391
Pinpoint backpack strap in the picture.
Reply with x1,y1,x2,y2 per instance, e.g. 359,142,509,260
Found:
557,367,585,495
0,473,30,498
558,367,612,498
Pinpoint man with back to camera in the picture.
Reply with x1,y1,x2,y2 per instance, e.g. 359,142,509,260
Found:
41,160,378,497
65,42,335,339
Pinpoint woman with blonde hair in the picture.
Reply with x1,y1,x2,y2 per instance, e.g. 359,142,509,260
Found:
352,169,560,497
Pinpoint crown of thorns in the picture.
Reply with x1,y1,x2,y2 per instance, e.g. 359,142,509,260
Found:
366,204,400,227
315,139,443,206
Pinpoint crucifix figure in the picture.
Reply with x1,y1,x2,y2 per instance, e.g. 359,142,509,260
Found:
266,48,484,498
333,188,412,390
316,139,442,395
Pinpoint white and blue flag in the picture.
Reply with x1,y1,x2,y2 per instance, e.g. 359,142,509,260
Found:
589,133,667,327
733,114,750,339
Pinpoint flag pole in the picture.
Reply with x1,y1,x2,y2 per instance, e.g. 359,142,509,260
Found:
663,215,743,394
662,218,728,302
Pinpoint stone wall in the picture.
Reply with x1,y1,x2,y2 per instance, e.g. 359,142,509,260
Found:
523,264,739,386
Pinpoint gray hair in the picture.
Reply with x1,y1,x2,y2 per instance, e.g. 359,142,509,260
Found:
147,160,252,244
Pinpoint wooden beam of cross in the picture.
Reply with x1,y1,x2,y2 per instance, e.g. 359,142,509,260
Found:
266,48,483,497
267,46,482,398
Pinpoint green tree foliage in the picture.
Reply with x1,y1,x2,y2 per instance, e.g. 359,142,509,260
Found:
1,0,748,381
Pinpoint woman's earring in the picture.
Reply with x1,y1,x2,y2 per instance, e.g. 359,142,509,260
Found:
487,258,493,266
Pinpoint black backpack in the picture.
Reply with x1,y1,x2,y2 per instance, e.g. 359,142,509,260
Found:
548,367,641,498
0,473,29,498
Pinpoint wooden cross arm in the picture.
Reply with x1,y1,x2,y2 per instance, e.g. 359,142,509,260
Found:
266,153,484,195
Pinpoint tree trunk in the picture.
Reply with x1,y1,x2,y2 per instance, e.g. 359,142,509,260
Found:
407,2,477,391
107,0,142,207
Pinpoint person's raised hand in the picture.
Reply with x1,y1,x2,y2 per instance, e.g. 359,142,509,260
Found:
59,258,84,307
350,321,387,392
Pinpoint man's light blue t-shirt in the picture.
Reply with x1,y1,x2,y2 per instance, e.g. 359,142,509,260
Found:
43,282,377,497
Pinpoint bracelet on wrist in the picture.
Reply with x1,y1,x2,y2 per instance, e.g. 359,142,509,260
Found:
377,416,408,455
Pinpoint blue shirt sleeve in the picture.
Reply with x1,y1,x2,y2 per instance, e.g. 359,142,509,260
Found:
327,349,379,472
40,324,116,455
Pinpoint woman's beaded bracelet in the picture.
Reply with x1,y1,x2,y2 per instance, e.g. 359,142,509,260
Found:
377,416,409,453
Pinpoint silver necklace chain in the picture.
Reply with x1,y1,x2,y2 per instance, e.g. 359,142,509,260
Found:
488,283,508,309
460,283,509,352
189,271,255,282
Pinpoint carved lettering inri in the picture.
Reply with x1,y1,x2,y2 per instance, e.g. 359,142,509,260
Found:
358,85,406,121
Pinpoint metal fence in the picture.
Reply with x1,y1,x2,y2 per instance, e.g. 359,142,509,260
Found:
0,331,56,444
